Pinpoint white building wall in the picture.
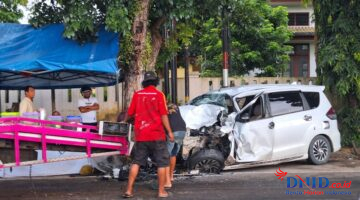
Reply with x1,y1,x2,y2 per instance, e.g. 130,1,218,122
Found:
0,90,20,112
309,42,317,77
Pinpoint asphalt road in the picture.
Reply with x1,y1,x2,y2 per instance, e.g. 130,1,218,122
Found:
0,158,359,200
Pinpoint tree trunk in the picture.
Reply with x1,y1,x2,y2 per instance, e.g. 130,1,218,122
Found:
349,95,359,109
148,16,167,70
123,0,151,110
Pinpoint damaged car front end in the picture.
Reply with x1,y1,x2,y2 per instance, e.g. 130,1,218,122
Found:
179,93,236,173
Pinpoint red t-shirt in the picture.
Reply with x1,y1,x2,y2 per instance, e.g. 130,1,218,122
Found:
127,86,168,141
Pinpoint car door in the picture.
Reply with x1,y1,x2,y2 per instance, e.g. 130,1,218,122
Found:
267,90,314,160
232,94,274,162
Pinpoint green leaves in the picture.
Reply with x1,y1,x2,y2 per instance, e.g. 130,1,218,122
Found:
314,0,360,142
22,0,290,77
105,5,130,35
193,0,292,77
105,0,137,36
28,0,134,43
0,0,27,23
176,22,196,47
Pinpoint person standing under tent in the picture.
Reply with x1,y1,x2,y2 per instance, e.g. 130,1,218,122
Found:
78,86,99,129
19,85,37,116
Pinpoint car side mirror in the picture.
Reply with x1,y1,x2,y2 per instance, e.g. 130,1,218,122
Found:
235,113,250,123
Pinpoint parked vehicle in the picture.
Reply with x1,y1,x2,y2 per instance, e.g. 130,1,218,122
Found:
179,84,341,173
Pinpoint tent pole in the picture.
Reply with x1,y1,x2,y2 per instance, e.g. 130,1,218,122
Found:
115,70,120,113
51,89,56,113
18,90,21,103
0,90,2,113
116,83,120,113
122,83,125,111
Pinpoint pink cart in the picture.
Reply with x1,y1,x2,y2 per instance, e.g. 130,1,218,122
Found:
0,117,129,168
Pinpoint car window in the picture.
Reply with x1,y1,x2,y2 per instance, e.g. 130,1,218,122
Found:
250,98,263,121
236,95,255,110
303,92,319,109
238,97,263,122
268,91,304,116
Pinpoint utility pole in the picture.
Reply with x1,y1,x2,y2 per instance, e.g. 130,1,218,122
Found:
184,47,190,103
171,58,177,104
222,5,230,88
163,26,170,98
171,19,177,104
164,62,170,98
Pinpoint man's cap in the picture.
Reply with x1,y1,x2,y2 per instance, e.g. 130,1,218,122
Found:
80,86,92,93
143,71,158,82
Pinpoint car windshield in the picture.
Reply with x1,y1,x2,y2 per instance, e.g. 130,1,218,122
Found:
190,93,231,108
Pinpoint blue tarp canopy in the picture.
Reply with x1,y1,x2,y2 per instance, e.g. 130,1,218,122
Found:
0,23,120,90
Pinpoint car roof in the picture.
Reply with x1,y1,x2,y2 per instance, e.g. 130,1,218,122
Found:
208,84,325,97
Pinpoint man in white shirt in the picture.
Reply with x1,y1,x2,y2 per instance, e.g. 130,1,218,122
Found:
78,86,99,129
19,86,37,116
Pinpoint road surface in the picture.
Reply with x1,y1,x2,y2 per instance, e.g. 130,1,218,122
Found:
0,152,359,200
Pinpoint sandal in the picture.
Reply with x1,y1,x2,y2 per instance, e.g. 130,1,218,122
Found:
158,193,169,198
122,193,133,198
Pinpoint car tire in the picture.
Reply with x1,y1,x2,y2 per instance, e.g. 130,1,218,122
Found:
308,135,331,165
188,149,225,174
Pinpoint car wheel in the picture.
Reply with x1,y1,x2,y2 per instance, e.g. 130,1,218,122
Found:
188,149,224,174
308,135,331,165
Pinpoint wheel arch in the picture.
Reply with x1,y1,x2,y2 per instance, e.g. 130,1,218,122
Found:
308,134,334,152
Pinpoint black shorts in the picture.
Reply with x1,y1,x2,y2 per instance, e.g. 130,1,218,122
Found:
82,122,97,133
132,141,170,167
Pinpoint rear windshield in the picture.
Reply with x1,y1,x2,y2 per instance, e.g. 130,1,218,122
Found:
303,92,320,109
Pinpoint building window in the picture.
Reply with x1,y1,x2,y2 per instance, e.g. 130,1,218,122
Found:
289,44,310,77
288,13,309,26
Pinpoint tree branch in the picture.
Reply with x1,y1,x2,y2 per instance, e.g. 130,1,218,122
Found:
148,16,167,70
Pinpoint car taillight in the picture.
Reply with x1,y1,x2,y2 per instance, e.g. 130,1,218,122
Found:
326,107,337,120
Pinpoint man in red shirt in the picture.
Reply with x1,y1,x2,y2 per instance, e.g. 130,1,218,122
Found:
123,71,174,198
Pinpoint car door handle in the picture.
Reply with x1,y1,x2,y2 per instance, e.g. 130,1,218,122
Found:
268,122,275,129
304,115,312,121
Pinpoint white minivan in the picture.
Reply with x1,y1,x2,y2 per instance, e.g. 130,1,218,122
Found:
180,84,341,173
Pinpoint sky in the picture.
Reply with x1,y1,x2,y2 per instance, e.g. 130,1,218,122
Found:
19,0,35,24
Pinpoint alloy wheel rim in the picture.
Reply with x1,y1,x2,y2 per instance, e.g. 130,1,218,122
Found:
195,159,221,173
312,139,329,161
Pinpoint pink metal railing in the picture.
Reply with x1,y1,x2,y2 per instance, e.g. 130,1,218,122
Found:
0,117,129,168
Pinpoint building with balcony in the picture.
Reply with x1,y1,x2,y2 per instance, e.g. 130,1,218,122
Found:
270,0,316,78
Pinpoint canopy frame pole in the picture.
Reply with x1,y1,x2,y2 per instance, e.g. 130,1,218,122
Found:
115,70,120,113
0,90,2,113
51,89,56,113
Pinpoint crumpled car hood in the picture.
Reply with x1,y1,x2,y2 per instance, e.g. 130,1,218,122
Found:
180,100,272,164
179,104,225,129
